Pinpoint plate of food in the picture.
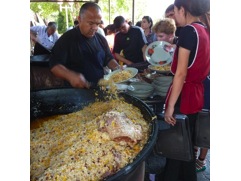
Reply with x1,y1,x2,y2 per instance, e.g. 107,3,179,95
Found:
145,41,174,66
104,67,138,84
148,64,171,74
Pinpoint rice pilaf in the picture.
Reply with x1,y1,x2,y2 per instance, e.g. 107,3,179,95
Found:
109,70,132,83
30,98,150,181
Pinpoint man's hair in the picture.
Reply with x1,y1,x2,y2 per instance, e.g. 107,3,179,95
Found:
113,16,125,29
165,4,174,14
105,24,116,32
74,20,79,25
79,2,101,17
47,22,57,29
135,21,141,27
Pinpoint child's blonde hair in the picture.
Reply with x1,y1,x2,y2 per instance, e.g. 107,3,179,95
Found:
152,18,176,35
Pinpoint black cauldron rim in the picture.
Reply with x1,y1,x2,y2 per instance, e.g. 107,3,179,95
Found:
30,87,158,181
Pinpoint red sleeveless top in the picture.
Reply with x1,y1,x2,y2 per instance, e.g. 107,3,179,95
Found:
165,23,210,114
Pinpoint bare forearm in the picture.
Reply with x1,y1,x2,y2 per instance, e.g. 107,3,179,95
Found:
168,72,186,107
107,59,120,71
142,45,147,61
51,64,76,82
164,47,189,125
114,53,132,65
51,64,89,88
168,47,190,107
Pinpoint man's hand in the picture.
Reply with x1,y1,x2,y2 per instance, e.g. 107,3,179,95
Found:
69,72,90,88
51,64,90,89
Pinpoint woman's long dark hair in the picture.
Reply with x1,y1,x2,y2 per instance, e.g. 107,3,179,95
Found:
200,11,210,32
174,0,210,31
142,16,153,29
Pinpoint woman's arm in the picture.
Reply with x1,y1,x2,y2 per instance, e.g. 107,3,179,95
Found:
164,47,190,125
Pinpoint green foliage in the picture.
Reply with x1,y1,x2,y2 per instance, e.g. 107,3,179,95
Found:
68,10,74,27
57,11,66,34
30,2,59,21
98,0,132,25
97,0,147,25
57,7,74,34
30,1,147,27
134,0,148,23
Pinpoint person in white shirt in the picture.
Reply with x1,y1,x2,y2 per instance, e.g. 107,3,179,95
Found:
30,22,59,55
97,26,105,37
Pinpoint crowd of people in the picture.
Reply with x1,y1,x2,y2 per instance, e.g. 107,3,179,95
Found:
30,0,210,180
30,4,178,84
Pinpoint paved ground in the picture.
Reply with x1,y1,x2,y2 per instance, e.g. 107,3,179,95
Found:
197,149,210,181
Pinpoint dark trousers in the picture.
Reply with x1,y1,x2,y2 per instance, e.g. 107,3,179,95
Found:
163,113,198,181
34,42,51,55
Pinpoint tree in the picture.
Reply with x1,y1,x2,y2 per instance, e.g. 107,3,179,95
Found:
30,1,147,28
30,2,59,21
31,2,77,34
57,11,66,34
97,0,146,25
68,10,74,27
134,0,148,23
98,0,132,25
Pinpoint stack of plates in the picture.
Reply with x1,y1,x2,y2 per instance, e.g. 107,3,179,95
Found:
127,82,154,99
152,76,173,97
115,83,128,91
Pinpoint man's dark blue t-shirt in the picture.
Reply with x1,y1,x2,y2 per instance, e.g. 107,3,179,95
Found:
49,27,114,84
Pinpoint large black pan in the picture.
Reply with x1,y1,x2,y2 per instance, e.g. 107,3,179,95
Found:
30,88,159,181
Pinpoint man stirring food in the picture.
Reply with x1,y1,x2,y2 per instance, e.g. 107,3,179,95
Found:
49,2,120,88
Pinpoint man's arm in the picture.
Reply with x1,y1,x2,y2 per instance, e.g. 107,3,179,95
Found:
107,59,121,70
51,64,90,88
142,44,147,61
30,26,41,43
114,53,133,65
30,31,37,43
138,27,148,61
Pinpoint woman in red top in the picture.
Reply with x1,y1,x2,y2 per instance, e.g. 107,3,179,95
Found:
163,0,210,180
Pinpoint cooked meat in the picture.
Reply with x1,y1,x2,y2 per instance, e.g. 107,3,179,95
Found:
99,111,143,144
